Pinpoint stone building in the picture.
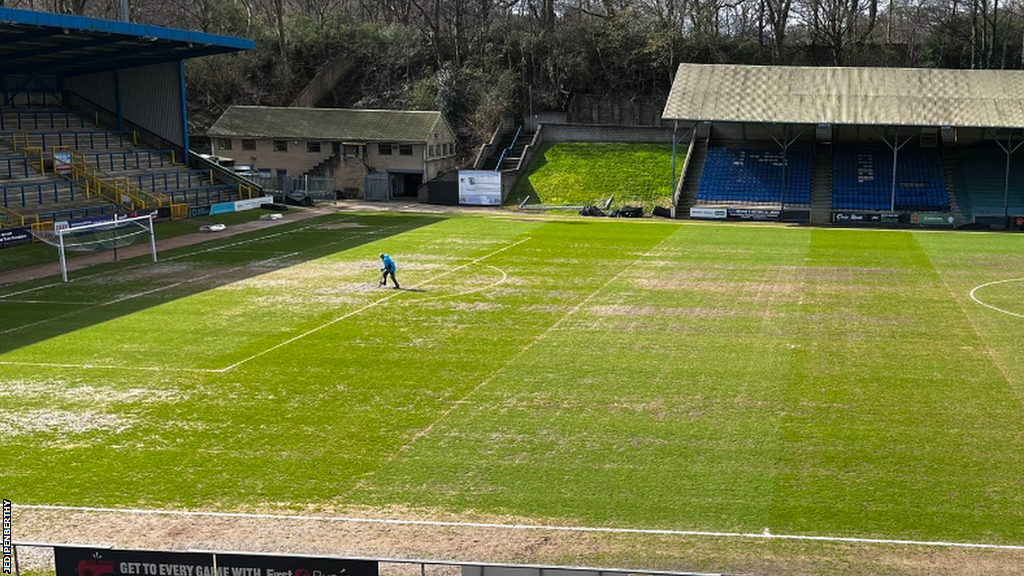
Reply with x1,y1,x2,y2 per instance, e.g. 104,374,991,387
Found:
207,106,458,199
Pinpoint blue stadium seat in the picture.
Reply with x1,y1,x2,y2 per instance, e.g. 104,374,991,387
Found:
832,147,949,211
697,147,812,205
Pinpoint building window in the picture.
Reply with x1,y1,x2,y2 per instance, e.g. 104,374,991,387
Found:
273,140,288,152
241,139,256,151
344,145,359,158
428,145,434,157
399,144,413,156
218,138,232,151
378,143,393,155
277,169,287,177
307,142,321,153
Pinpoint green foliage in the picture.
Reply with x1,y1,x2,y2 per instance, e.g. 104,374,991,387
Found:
508,142,679,209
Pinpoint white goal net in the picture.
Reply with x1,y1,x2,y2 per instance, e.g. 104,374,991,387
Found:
32,213,158,282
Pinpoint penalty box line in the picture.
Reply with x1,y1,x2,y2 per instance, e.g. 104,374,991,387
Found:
216,237,531,373
0,215,356,302
14,504,1024,552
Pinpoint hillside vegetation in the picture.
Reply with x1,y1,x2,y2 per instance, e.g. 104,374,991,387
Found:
507,142,680,210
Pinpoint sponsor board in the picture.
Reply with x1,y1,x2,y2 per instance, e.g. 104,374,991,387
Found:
728,208,780,220
1013,216,1024,231
690,207,727,219
458,171,502,206
53,151,73,173
0,227,32,247
55,548,378,576
189,206,212,218
234,195,274,211
911,213,955,226
832,212,901,224
209,202,235,215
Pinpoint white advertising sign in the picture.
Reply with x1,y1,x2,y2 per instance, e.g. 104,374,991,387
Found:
690,207,728,219
458,171,502,206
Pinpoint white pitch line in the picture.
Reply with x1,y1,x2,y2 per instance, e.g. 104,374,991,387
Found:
216,238,531,372
0,216,349,301
13,504,1024,551
0,360,216,372
969,277,1024,319
0,250,299,337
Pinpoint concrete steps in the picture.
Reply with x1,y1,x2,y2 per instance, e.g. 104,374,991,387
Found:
811,144,833,224
677,138,708,213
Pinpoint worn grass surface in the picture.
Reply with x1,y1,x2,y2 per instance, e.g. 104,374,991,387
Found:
507,143,679,210
2,213,1024,557
0,209,274,273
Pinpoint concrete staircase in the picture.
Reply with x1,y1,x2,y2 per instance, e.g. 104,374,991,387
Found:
496,131,534,171
676,137,708,213
942,149,969,226
479,131,516,171
811,144,833,224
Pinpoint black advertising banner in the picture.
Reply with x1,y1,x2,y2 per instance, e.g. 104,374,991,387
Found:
831,212,901,224
727,208,780,220
1012,216,1024,231
0,227,31,248
55,548,378,576
189,205,212,218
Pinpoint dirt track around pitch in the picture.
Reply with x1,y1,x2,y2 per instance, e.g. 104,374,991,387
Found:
13,507,1024,576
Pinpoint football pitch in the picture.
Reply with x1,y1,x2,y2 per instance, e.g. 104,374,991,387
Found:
3,211,1024,573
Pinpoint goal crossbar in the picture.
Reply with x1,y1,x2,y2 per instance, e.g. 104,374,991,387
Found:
56,213,158,283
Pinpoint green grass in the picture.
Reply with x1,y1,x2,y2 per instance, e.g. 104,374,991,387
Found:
0,209,283,273
2,214,1024,566
507,143,680,210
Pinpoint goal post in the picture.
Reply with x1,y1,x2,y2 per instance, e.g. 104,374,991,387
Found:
33,213,158,282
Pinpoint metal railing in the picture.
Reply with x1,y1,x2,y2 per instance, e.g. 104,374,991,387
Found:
0,157,32,179
1,180,84,208
85,149,177,172
494,125,523,172
129,170,214,193
0,203,25,228
166,185,237,206
189,150,261,199
6,130,135,152
55,147,164,212
0,109,90,130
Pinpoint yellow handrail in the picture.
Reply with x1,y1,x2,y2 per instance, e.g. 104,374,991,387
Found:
0,204,25,228
59,147,147,210
25,146,45,176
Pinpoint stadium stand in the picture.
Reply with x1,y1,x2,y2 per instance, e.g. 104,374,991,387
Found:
952,145,1024,222
696,146,812,205
0,7,255,232
832,147,948,212
0,104,245,221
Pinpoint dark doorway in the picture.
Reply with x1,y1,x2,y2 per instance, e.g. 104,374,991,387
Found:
391,172,423,198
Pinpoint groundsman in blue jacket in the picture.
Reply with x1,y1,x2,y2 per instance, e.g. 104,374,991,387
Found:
379,253,400,289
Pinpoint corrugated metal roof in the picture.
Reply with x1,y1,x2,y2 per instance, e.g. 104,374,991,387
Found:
207,106,444,142
0,7,253,76
662,64,1024,128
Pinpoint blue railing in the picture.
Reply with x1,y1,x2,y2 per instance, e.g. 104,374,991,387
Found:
33,204,116,223
1,180,85,208
1,157,31,179
1,130,132,150
87,149,175,172
0,109,90,130
130,170,213,192
494,125,523,172
167,185,236,206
